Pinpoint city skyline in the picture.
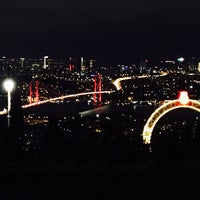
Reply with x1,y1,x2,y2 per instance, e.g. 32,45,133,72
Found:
0,0,200,61
0,38,200,198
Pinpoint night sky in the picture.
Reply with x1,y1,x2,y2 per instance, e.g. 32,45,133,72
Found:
1,0,200,62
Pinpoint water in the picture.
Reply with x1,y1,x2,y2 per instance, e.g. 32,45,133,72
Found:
1,99,200,163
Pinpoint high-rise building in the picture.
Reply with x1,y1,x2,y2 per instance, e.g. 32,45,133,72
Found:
139,59,148,73
20,58,25,70
81,57,85,71
198,62,200,72
43,56,48,69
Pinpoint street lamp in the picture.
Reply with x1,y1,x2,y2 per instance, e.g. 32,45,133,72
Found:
3,78,15,118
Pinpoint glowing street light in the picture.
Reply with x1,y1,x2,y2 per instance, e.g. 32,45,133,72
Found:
3,78,15,118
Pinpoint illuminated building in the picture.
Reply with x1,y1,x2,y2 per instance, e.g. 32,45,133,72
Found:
43,56,48,69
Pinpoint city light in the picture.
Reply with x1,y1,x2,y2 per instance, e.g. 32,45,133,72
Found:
43,55,48,69
3,78,15,118
3,78,15,93
178,91,189,105
177,57,184,62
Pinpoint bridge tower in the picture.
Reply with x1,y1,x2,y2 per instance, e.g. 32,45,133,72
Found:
29,80,39,104
93,74,102,105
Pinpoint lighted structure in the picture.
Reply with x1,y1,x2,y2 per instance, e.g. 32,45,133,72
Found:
22,90,113,109
29,80,39,104
3,78,15,118
93,74,102,104
68,57,74,72
112,77,132,90
43,56,48,69
20,57,25,69
81,57,85,71
177,57,184,63
112,72,168,91
198,62,200,72
143,91,200,144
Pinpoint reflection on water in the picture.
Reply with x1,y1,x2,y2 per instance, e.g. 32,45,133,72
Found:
79,105,110,117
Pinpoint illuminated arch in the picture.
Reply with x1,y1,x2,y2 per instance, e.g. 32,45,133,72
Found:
143,99,200,144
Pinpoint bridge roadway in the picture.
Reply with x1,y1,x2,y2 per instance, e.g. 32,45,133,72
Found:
22,91,113,109
0,91,114,115
112,72,167,90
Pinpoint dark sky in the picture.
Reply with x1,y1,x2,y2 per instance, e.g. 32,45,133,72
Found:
1,0,200,62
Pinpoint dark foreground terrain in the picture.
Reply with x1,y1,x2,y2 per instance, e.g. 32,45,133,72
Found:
1,113,200,199
1,159,200,199
0,142,200,200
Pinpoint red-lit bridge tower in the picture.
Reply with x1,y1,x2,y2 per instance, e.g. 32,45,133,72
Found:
93,74,102,105
29,80,39,104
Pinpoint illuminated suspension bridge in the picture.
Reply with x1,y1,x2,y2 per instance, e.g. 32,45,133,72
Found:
0,72,168,114
22,91,113,109
0,74,113,114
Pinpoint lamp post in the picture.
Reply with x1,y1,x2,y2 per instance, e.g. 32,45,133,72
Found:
3,78,15,118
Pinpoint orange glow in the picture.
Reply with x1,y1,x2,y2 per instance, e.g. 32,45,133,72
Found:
179,91,189,105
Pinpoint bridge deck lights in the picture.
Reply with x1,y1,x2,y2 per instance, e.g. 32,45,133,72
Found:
178,91,189,105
